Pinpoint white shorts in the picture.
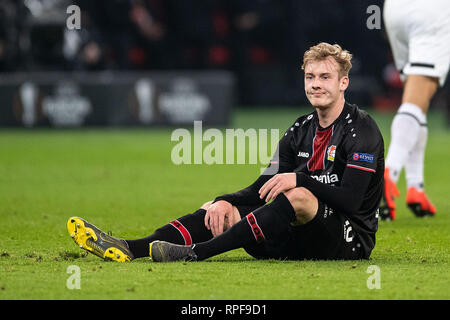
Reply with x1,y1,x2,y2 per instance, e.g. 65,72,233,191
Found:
383,0,450,86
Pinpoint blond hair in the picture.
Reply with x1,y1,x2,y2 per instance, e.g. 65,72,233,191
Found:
302,42,353,77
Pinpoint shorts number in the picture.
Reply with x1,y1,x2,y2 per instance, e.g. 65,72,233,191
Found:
344,220,354,243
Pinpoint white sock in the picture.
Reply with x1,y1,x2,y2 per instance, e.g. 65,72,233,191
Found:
405,125,427,191
385,103,427,183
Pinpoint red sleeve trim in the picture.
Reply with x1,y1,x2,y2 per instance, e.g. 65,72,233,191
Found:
347,164,376,173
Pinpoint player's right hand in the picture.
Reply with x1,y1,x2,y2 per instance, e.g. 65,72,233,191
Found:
204,200,234,237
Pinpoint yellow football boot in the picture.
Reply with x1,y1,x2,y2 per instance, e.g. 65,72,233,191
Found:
67,217,134,262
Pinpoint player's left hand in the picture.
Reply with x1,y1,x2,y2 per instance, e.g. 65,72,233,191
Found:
205,200,235,237
259,173,296,202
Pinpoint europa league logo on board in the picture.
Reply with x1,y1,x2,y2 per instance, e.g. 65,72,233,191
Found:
42,81,92,126
129,78,161,124
13,81,92,127
12,82,45,127
129,77,211,125
159,78,211,124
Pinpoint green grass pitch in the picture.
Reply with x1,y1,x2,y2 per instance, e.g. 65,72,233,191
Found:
0,107,449,300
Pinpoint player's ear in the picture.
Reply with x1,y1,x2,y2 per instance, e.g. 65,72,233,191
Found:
340,76,349,91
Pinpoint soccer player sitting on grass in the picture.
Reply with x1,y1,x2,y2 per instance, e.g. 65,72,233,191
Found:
67,42,385,262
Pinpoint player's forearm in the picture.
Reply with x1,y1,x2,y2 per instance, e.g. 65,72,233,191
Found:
214,174,272,207
296,169,371,215
214,153,295,207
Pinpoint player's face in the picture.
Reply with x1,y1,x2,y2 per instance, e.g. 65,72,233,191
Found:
304,57,348,110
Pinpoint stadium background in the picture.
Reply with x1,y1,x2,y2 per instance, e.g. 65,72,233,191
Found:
0,0,449,122
1,0,449,300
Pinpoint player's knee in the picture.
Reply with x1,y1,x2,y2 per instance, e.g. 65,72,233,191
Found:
285,187,312,207
200,201,214,210
403,75,439,111
284,187,318,223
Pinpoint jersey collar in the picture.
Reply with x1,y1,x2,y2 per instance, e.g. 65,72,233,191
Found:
315,102,353,130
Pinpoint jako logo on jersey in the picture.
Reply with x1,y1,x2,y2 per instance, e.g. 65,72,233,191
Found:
352,152,374,163
297,151,309,158
311,173,339,184
327,145,336,161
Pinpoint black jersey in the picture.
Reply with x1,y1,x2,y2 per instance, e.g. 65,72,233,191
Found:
215,102,385,258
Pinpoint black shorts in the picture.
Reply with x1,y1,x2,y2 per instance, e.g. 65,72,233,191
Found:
236,202,364,260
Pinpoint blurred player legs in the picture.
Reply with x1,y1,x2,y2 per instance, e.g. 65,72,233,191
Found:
381,0,450,219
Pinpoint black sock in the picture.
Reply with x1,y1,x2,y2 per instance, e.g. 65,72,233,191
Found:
126,208,213,258
192,193,296,261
